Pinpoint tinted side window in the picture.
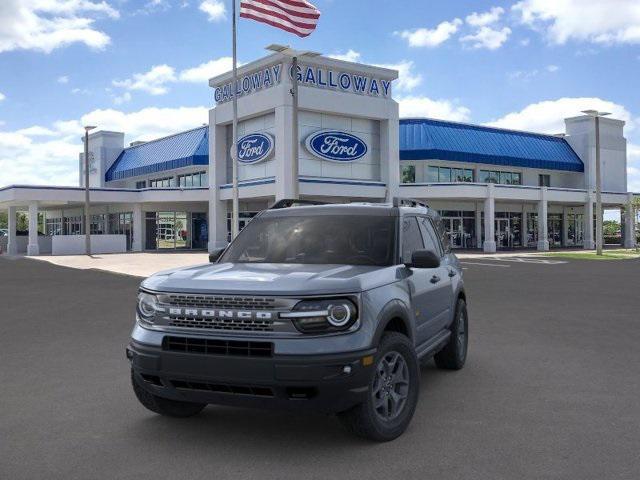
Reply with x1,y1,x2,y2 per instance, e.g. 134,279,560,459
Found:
418,217,441,256
401,217,425,264
431,216,450,254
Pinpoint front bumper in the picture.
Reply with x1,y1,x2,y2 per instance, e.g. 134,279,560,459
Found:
128,339,376,414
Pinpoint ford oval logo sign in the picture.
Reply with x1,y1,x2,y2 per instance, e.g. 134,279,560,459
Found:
305,131,368,163
234,133,274,164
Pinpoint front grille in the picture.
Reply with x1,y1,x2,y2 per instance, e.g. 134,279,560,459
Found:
170,380,274,397
168,316,274,332
165,294,277,310
163,336,273,357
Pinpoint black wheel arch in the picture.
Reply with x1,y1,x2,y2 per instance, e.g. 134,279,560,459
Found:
371,299,414,347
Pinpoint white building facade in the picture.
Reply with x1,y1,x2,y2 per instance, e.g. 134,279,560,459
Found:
0,53,637,255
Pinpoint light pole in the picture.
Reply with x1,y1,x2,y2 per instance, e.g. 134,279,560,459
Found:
83,125,96,255
581,110,610,256
266,44,321,200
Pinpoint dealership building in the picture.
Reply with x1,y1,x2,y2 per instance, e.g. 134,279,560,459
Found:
0,53,637,256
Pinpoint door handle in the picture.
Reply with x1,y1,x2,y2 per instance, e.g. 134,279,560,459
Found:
430,275,441,284
448,269,456,277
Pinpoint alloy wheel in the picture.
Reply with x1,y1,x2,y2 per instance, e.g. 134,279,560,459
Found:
372,351,410,421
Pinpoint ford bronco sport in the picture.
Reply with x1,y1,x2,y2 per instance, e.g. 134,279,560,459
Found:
128,198,468,441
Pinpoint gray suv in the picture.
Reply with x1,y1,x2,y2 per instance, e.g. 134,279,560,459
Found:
128,198,468,441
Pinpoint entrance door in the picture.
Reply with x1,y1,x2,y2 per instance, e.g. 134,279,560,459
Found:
448,218,464,249
495,218,512,249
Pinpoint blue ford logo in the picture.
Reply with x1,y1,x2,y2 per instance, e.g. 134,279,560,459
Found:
235,133,274,164
305,131,368,162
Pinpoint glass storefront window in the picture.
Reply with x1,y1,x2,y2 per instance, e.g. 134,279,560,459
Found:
401,165,415,184
527,213,538,247
500,172,512,184
480,170,499,183
439,210,476,249
109,212,133,250
548,214,563,247
144,211,207,250
480,170,521,185
427,166,473,183
566,214,584,246
427,166,439,183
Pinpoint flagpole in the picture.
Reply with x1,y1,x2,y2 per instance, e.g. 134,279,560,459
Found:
231,0,240,240
291,55,299,200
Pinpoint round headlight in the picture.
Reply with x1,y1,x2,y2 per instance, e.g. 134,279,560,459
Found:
327,303,352,327
137,292,158,320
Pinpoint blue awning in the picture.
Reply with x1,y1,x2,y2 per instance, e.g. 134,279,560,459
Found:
399,118,584,172
105,126,209,181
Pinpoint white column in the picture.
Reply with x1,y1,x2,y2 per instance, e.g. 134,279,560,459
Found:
624,193,637,248
584,195,595,249
537,187,549,251
475,202,482,249
483,184,496,253
209,116,231,250
27,203,40,256
274,104,295,201
7,206,18,255
381,111,400,202
132,204,143,252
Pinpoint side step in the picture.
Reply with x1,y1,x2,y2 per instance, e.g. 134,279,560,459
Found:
415,330,451,360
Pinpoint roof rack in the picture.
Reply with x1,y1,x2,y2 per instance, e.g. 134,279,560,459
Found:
392,197,430,209
269,199,329,210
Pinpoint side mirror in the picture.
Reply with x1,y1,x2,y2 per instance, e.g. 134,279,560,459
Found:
406,249,440,269
208,248,225,263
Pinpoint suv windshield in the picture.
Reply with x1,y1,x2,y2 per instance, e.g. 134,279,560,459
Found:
220,214,397,266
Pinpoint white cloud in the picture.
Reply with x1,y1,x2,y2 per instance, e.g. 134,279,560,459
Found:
0,106,209,187
396,19,463,48
179,57,234,83
513,0,640,45
508,64,560,81
0,0,119,54
113,91,132,105
57,75,69,84
112,57,234,97
486,97,635,134
328,50,362,63
199,0,226,22
373,60,422,93
398,96,471,122
461,26,511,50
466,7,504,27
520,38,531,46
0,92,5,102
113,64,177,95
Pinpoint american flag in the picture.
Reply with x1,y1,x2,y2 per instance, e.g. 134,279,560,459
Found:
240,0,321,38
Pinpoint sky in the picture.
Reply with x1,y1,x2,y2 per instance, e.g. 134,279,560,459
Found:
1,0,639,196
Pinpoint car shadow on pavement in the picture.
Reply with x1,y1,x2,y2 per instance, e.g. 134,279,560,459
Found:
125,361,449,450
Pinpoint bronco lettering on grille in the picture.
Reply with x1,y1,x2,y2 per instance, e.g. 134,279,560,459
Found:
166,307,274,320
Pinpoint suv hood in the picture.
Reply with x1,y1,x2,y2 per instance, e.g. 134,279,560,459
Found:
142,262,399,295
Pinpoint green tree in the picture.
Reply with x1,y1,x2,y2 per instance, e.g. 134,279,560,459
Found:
0,211,6,230
16,213,28,232
603,220,620,237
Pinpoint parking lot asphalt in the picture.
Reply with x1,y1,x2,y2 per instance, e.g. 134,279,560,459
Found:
1,256,640,480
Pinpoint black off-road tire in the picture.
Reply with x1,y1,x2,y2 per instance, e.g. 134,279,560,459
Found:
434,298,468,370
338,332,419,442
131,370,206,417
